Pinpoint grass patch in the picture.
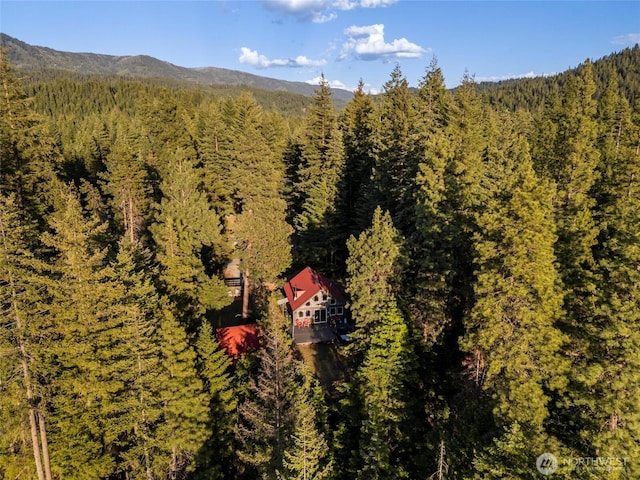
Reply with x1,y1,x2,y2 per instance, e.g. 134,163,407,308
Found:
297,343,345,393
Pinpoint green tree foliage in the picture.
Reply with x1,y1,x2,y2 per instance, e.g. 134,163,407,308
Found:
374,65,420,232
411,57,455,343
282,366,333,480
41,186,120,479
236,295,297,478
0,49,61,219
100,119,152,243
222,93,292,285
339,80,381,236
194,321,236,479
354,301,416,480
0,194,53,480
293,76,345,270
150,150,230,322
2,48,640,480
564,69,640,476
346,207,404,349
462,133,568,475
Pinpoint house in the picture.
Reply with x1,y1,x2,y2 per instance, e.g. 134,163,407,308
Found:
283,267,347,343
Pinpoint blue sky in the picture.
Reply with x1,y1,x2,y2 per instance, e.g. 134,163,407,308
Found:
1,1,638,92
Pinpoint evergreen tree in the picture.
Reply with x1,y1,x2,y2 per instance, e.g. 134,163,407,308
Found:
374,65,420,233
150,150,230,323
346,206,404,349
40,185,119,479
100,120,152,243
462,134,568,475
0,50,62,219
222,93,292,286
411,57,455,344
282,366,333,480
194,321,236,479
564,69,640,476
339,80,381,236
236,295,297,478
293,76,345,270
354,301,416,480
0,194,53,480
152,302,209,479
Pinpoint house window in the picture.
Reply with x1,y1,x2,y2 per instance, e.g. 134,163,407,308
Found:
337,307,343,315
322,293,327,301
330,298,336,305
305,310,311,317
329,307,336,315
313,295,319,302
305,301,311,306
298,311,304,318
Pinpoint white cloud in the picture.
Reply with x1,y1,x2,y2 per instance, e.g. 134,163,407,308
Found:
262,0,397,22
340,24,427,61
239,47,327,68
611,33,640,45
304,76,381,94
305,76,351,90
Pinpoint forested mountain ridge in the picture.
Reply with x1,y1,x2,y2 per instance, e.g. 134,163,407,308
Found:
0,33,354,102
476,44,640,110
1,39,639,480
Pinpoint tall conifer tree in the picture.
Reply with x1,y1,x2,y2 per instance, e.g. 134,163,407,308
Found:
463,134,568,475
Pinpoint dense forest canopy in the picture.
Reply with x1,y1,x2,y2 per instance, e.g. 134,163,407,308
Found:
1,43,639,479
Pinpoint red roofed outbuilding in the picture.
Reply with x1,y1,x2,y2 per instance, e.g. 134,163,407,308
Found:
216,324,259,358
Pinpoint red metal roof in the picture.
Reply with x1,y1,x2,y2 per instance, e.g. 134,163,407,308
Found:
283,266,346,311
216,324,259,357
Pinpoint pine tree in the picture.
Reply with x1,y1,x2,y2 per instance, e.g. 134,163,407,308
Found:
151,150,230,323
565,69,640,476
194,321,236,479
374,65,420,233
282,366,333,480
354,301,415,480
293,76,345,270
462,134,568,475
0,193,53,480
236,295,297,478
105,240,165,479
346,206,404,349
100,120,152,243
0,50,62,219
152,302,209,479
40,185,119,479
411,57,455,344
222,93,292,286
339,80,381,236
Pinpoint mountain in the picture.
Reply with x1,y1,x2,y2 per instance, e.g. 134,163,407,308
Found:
0,33,354,102
475,44,640,110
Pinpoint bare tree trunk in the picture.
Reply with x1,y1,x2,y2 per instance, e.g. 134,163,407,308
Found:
242,270,250,320
128,196,135,244
38,411,53,480
26,379,46,480
2,219,46,480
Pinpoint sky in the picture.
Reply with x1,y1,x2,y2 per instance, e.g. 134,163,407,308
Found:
1,1,639,93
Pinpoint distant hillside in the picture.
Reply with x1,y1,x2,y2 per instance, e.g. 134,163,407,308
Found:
0,33,354,103
475,45,640,110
